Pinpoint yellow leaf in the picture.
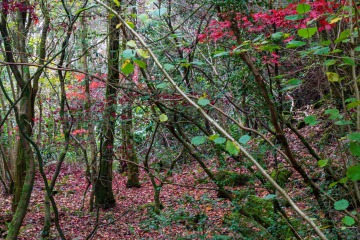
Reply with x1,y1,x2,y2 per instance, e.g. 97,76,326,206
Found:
122,59,131,69
113,0,120,7
326,72,340,82
330,17,342,24
116,23,122,29
126,21,135,29
136,49,150,59
159,114,168,122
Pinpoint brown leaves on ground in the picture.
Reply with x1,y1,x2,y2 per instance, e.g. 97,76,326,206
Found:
0,161,235,239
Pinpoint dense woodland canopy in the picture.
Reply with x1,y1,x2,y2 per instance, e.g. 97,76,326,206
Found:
0,0,360,239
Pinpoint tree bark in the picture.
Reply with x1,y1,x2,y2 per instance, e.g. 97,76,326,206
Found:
124,104,141,188
94,0,121,209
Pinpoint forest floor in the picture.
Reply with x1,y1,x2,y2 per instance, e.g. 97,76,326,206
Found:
0,159,249,239
0,108,341,239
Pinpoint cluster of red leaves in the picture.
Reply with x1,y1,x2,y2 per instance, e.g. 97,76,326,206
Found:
199,0,345,43
262,52,281,64
1,1,39,24
71,129,88,136
66,73,106,112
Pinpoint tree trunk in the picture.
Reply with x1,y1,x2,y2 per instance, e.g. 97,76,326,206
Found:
124,104,141,188
0,3,38,238
7,87,36,240
94,1,120,209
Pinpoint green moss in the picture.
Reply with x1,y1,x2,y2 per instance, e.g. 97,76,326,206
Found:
270,168,293,188
138,202,155,210
214,171,251,187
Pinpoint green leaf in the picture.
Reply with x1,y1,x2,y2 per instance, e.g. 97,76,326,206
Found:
214,137,226,144
285,14,305,21
329,182,338,188
259,44,280,52
334,199,349,210
297,27,317,39
343,57,355,66
304,115,319,126
330,49,342,54
239,135,251,144
355,46,360,52
133,59,146,68
321,40,332,46
345,98,357,103
208,134,219,141
152,7,167,17
226,140,240,155
180,62,191,68
213,51,229,58
271,32,284,41
191,136,206,146
126,40,137,48
286,78,302,85
159,114,168,122
190,61,205,66
326,72,340,82
164,64,175,71
325,108,342,120
138,14,148,22
122,49,136,59
347,132,360,142
286,40,306,49
156,83,167,89
121,62,134,75
347,101,360,110
317,160,328,167
350,142,360,156
347,165,360,181
263,194,277,200
324,59,337,66
342,216,355,226
198,98,210,106
273,75,285,79
296,3,311,14
314,46,330,55
339,177,348,184
281,78,302,91
126,21,135,29
334,120,352,126
335,29,350,43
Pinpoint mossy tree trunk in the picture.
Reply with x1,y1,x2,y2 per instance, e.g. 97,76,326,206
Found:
6,87,35,240
94,0,120,209
124,104,141,188
80,11,98,212
0,1,48,238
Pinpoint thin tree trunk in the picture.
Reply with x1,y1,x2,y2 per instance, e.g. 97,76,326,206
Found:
80,12,98,212
94,0,121,208
125,104,141,188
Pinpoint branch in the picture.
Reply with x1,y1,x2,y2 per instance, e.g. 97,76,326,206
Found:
94,1,328,238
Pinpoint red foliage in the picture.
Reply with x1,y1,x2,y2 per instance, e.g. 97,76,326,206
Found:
262,52,281,64
200,0,346,43
1,1,39,24
72,129,88,135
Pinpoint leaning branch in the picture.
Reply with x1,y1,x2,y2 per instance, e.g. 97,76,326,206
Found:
94,1,327,239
